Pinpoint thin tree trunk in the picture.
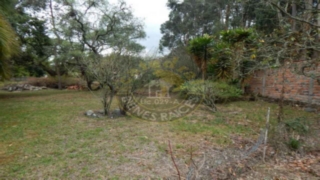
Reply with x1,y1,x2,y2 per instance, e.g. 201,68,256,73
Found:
278,65,287,123
292,2,297,31
318,1,320,40
55,63,62,89
225,4,230,30
247,19,252,28
49,0,62,90
277,2,283,26
103,90,108,115
314,0,320,58
305,0,313,22
302,0,313,59
103,90,112,116
202,45,207,80
303,0,313,34
241,1,246,28
103,85,115,116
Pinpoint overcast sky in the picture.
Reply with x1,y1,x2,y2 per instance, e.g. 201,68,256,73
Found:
111,0,170,54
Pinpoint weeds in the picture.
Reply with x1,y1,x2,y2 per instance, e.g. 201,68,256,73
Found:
285,117,310,134
288,138,301,150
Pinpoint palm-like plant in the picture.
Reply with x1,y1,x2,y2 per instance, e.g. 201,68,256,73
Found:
188,34,213,80
0,14,19,80
209,42,233,80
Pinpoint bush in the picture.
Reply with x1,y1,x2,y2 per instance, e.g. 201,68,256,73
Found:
287,138,301,150
285,117,309,135
180,80,242,102
179,80,242,112
284,118,310,151
270,117,311,153
27,76,84,89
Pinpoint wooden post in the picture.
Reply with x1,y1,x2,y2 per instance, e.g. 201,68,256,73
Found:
263,107,271,162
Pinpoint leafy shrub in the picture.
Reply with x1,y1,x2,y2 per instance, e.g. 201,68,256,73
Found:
208,42,233,80
188,34,213,57
220,28,255,45
271,117,314,153
282,118,310,151
285,117,309,135
287,138,301,150
27,77,84,89
180,80,242,102
179,80,242,112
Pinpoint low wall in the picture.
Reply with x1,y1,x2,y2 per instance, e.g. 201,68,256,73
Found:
248,62,320,105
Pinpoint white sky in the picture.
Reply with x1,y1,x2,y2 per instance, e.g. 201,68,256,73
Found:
110,0,170,54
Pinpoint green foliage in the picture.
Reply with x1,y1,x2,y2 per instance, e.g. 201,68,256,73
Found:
0,0,17,14
1,0,51,78
187,35,213,57
209,42,233,80
64,0,146,55
11,66,30,77
160,0,224,50
208,28,259,84
180,80,242,102
254,4,278,34
287,138,301,150
160,0,279,51
0,14,20,80
281,118,310,151
187,34,214,79
220,28,255,45
165,46,199,76
208,61,233,80
285,117,309,135
27,76,82,89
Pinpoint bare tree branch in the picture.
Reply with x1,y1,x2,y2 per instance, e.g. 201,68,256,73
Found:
168,140,181,180
270,2,320,28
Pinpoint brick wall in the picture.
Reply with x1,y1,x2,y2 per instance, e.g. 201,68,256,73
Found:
248,62,320,105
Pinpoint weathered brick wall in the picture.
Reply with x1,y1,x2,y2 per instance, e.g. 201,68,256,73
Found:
248,62,320,105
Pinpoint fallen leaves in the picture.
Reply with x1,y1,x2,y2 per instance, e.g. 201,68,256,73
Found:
281,154,320,177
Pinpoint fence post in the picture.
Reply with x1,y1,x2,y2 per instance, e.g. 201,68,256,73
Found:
263,107,271,162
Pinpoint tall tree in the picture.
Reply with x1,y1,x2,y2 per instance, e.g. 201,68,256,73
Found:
160,0,278,51
10,11,51,77
57,0,145,89
0,15,19,80
48,0,63,89
159,0,225,50
60,0,145,55
1,0,52,78
54,0,146,114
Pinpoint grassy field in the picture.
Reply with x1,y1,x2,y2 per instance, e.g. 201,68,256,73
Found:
0,90,318,179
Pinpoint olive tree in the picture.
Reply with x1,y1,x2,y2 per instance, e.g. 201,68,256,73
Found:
48,0,147,115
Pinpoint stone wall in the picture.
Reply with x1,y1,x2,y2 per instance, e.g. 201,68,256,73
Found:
248,62,320,105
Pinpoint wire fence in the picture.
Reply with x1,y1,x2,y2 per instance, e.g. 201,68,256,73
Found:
185,128,267,180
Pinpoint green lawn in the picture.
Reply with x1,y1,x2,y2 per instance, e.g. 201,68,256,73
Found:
0,90,318,179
